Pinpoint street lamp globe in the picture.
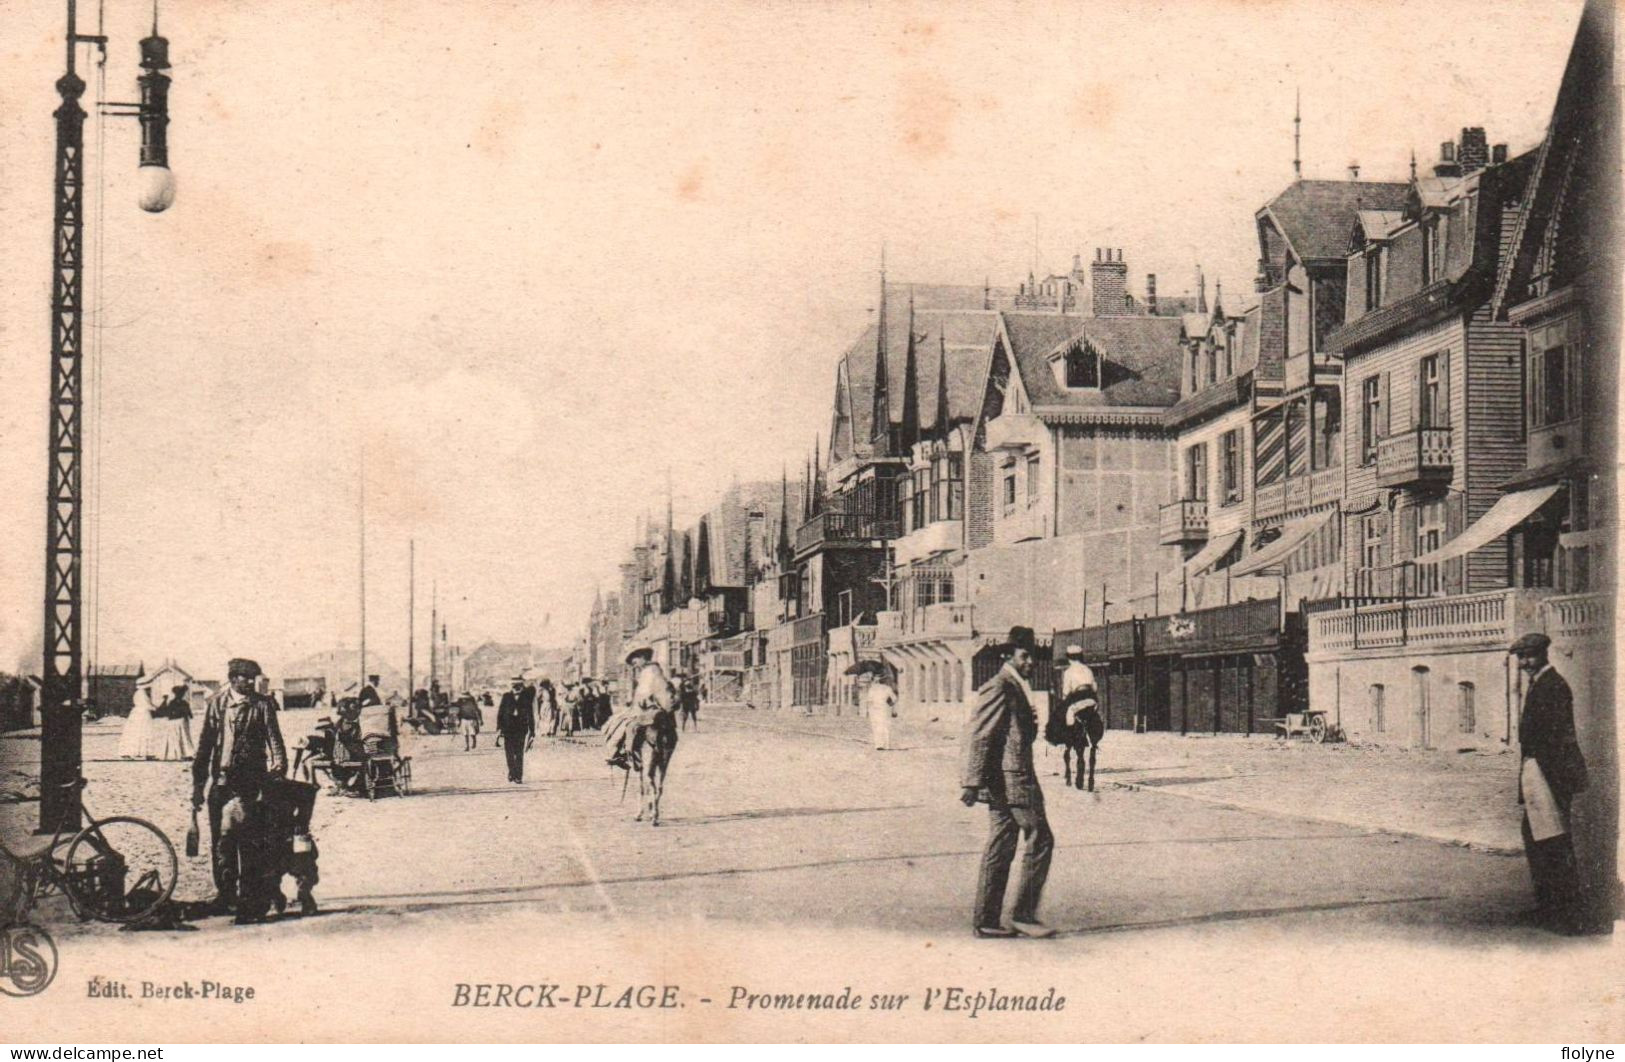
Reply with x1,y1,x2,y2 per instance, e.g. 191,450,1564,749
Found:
137,163,175,213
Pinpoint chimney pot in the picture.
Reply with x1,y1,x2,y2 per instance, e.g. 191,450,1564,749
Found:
1348,161,1361,179
1492,143,1508,165
1440,141,1455,162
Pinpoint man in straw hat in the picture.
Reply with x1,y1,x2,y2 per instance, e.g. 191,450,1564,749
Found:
1510,632,1598,934
960,626,1055,939
192,657,288,923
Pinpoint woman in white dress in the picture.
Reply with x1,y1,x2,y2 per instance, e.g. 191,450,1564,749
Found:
862,666,898,751
117,686,156,759
147,685,195,761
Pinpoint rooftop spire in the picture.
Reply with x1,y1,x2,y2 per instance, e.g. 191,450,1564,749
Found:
777,467,791,566
1293,88,1302,179
934,332,951,443
899,287,921,452
872,249,892,455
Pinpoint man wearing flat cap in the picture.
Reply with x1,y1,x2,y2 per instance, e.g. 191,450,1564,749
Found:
1510,632,1594,933
192,657,288,923
960,626,1055,939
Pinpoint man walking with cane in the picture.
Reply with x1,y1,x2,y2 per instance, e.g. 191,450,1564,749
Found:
960,626,1055,939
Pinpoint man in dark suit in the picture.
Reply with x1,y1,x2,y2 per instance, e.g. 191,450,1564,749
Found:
1512,632,1595,933
497,676,535,783
191,657,288,923
960,626,1055,939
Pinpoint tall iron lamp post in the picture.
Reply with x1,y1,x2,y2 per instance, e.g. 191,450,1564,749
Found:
39,0,175,833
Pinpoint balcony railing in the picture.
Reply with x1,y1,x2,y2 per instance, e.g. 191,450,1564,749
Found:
1376,427,1453,489
1255,479,1284,518
1255,465,1341,521
1545,592,1609,642
1308,588,1548,657
795,510,902,554
1158,499,1209,545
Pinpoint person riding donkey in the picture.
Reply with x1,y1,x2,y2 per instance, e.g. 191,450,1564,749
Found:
604,648,680,824
605,649,675,769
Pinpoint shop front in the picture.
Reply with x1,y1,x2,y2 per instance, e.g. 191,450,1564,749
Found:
1053,598,1306,734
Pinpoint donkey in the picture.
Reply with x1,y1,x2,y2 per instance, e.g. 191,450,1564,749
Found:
630,708,678,825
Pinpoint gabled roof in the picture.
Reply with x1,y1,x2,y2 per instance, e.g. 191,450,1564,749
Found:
1002,312,1184,410
1260,179,1411,262
839,309,1002,454
1493,0,1613,316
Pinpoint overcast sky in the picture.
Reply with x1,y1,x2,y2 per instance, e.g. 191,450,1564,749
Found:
0,0,1584,681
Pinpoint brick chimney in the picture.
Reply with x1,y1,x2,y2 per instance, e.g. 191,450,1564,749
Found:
1145,274,1158,316
1091,248,1129,317
1458,127,1489,173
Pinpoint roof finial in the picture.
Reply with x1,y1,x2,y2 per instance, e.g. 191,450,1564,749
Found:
1410,148,1418,182
1293,88,1302,179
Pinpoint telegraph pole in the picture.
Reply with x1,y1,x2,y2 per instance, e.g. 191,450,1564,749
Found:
407,539,415,696
41,0,176,833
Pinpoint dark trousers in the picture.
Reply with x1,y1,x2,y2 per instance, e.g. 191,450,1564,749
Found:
206,781,269,914
502,732,527,781
975,798,1054,928
1522,814,1582,916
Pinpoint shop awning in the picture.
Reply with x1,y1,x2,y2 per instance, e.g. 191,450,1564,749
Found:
1228,509,1335,576
1411,484,1562,566
1182,530,1244,577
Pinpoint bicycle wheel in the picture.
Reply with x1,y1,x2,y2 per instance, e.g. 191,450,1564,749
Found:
63,816,177,924
0,852,37,924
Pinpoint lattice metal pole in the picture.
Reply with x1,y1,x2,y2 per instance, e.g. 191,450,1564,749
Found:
40,1,90,834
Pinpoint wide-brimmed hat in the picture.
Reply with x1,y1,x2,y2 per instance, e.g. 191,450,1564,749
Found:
625,647,654,666
1065,644,1084,658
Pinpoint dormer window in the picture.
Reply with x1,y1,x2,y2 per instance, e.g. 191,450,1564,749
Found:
1065,342,1100,389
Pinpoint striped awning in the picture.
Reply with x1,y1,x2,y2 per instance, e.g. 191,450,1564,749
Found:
1228,509,1335,576
1183,530,1244,577
1411,484,1561,566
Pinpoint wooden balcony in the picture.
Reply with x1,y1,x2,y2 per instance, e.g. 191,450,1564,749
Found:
1255,466,1341,521
1158,499,1209,545
795,510,902,555
1376,427,1453,489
